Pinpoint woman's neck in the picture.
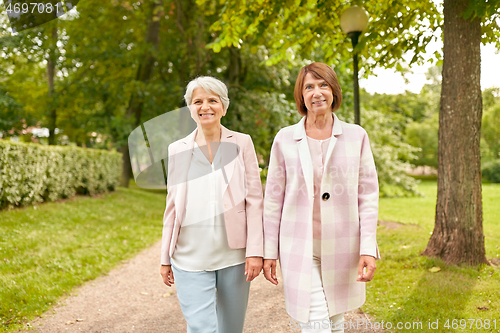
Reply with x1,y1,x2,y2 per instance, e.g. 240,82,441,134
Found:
196,125,221,144
195,125,221,164
305,112,333,140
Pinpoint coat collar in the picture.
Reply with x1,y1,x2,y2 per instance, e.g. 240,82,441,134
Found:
293,113,342,141
177,124,236,195
180,124,234,145
293,113,343,201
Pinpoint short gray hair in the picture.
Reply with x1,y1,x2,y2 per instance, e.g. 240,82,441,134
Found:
184,76,230,111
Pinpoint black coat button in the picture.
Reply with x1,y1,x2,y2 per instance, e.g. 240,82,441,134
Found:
322,192,330,201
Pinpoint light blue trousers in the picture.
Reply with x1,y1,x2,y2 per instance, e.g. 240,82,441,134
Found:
172,263,250,333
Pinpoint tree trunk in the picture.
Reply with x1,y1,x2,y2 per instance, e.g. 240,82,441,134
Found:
423,0,487,265
226,47,241,86
121,0,162,187
47,24,58,145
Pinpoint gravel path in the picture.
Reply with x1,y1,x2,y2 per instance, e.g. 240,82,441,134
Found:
28,241,383,332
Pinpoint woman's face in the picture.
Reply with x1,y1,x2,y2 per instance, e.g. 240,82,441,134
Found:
190,87,226,128
302,73,334,115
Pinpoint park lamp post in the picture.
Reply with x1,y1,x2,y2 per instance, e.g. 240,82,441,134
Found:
340,6,369,125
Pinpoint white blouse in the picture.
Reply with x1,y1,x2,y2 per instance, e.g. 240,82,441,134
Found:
171,142,246,271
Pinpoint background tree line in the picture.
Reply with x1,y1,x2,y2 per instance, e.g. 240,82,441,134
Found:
1,0,499,190
0,0,428,195
0,0,299,185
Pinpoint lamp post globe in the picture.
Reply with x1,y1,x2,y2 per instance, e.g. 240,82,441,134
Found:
340,6,369,35
340,6,369,125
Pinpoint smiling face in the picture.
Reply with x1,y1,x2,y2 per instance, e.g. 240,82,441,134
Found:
190,87,226,129
302,73,334,115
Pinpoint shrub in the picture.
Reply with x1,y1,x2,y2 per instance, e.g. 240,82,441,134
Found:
362,110,420,197
0,141,122,209
482,159,500,183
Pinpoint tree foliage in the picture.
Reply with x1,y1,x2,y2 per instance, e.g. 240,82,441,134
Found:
362,109,420,196
482,103,500,160
203,0,443,70
3,0,497,200
405,113,439,168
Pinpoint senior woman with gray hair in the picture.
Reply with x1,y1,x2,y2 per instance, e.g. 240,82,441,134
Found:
160,76,264,333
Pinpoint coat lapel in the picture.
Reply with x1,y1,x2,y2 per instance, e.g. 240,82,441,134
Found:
323,113,343,170
175,128,197,223
293,117,314,201
219,125,237,194
176,125,236,219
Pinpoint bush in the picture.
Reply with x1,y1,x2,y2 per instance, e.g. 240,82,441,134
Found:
405,113,439,168
362,110,420,197
0,141,122,209
482,159,500,183
482,104,500,160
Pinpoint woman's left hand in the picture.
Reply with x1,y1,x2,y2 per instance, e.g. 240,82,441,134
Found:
356,255,377,282
245,257,263,282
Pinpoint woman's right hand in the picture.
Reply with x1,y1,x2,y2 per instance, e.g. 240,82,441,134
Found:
263,259,278,285
160,265,175,287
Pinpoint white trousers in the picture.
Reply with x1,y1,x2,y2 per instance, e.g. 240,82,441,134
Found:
300,258,344,333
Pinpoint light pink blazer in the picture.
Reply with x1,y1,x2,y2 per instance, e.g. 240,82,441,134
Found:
161,126,264,266
264,114,379,322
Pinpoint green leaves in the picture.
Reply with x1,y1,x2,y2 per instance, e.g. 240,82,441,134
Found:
205,0,445,71
462,0,500,19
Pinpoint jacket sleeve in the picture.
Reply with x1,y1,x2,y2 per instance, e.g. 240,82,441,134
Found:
358,128,380,259
243,134,264,258
160,143,176,265
263,131,286,260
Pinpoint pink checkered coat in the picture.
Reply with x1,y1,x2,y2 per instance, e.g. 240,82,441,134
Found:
264,114,379,322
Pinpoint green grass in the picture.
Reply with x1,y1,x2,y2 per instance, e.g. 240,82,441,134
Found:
0,187,165,332
2,181,499,332
365,181,500,332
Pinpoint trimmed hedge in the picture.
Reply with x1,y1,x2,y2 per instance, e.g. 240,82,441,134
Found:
482,159,500,183
0,141,122,209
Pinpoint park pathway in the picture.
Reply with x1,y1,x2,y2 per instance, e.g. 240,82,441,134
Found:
28,241,383,332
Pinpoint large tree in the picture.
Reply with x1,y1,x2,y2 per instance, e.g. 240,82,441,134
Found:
46,20,58,145
119,0,163,187
423,0,493,265
205,0,500,264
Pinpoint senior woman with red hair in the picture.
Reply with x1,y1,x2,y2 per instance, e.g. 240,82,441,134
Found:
263,62,379,332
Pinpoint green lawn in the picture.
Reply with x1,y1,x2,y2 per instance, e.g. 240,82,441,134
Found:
1,181,499,332
0,188,165,332
366,181,500,332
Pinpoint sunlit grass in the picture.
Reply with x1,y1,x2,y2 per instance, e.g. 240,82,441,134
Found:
0,188,165,332
365,181,500,332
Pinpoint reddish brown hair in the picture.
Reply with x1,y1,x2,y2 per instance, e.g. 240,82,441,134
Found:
293,62,342,116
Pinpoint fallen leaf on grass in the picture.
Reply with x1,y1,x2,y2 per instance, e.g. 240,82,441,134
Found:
428,267,441,273
477,307,489,311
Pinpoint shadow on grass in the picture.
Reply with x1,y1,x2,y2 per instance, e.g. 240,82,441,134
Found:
127,179,167,195
385,264,478,332
370,222,485,332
